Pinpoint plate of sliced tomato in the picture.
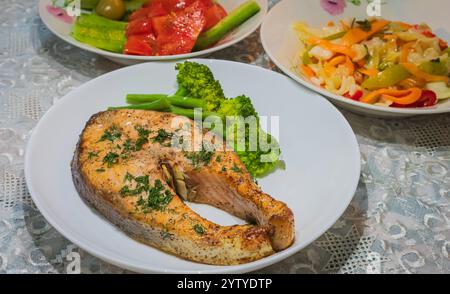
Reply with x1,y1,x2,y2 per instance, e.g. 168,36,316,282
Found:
40,0,268,64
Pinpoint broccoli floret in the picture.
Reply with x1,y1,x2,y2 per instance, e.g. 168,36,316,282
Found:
217,95,258,118
175,61,225,111
174,62,281,178
217,95,281,178
236,134,281,178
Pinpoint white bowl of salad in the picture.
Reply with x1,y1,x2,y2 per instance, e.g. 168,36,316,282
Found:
261,0,450,117
40,0,268,65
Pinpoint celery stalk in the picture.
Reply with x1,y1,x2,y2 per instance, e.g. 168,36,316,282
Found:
193,0,261,51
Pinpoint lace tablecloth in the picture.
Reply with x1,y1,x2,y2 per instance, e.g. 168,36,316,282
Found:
1,0,449,274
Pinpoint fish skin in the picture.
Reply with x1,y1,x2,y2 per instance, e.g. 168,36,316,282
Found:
71,110,295,265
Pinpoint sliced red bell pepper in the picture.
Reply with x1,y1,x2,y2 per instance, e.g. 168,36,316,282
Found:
344,90,363,101
421,30,436,38
391,90,437,108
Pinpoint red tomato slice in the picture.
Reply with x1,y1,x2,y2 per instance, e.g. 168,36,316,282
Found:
129,1,168,21
204,3,227,31
124,34,155,56
422,30,436,38
151,15,168,38
126,18,153,37
154,1,206,56
154,0,212,11
439,39,448,50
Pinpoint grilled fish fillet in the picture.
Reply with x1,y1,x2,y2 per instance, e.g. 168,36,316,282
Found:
71,110,295,265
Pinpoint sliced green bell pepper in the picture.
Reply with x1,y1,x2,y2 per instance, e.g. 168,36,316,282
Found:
323,31,346,41
361,64,411,90
419,60,449,76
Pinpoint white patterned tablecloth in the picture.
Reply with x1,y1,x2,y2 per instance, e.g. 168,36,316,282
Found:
0,0,449,274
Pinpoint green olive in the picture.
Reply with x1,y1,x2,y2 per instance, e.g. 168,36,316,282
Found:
95,0,126,20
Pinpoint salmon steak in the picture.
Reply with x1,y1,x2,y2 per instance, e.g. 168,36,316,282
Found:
71,109,295,265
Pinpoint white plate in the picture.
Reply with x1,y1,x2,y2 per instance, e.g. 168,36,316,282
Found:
39,0,268,65
261,0,450,117
25,59,360,273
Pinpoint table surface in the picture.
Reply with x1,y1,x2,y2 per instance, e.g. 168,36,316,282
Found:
1,0,449,274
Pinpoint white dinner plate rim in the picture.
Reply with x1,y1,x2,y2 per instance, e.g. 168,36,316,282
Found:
25,59,361,273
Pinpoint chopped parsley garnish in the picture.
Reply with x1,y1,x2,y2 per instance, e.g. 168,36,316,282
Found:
120,139,133,159
122,139,133,152
152,129,173,144
103,152,119,167
356,20,372,32
87,151,99,160
138,179,173,211
120,174,149,196
120,173,172,212
96,168,105,173
221,166,227,172
231,164,242,173
215,155,222,162
193,224,205,235
135,175,150,186
120,126,152,157
99,125,122,142
185,149,214,167
124,172,134,183
135,125,151,137
135,125,151,151
135,136,148,151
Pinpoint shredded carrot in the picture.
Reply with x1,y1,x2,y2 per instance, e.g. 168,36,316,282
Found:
300,64,316,79
361,88,411,104
356,59,366,67
342,20,390,45
327,55,346,67
327,21,335,27
324,66,336,77
401,42,415,63
345,56,355,75
381,87,422,105
359,68,378,77
361,89,386,104
324,56,346,76
402,62,450,83
308,38,356,58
